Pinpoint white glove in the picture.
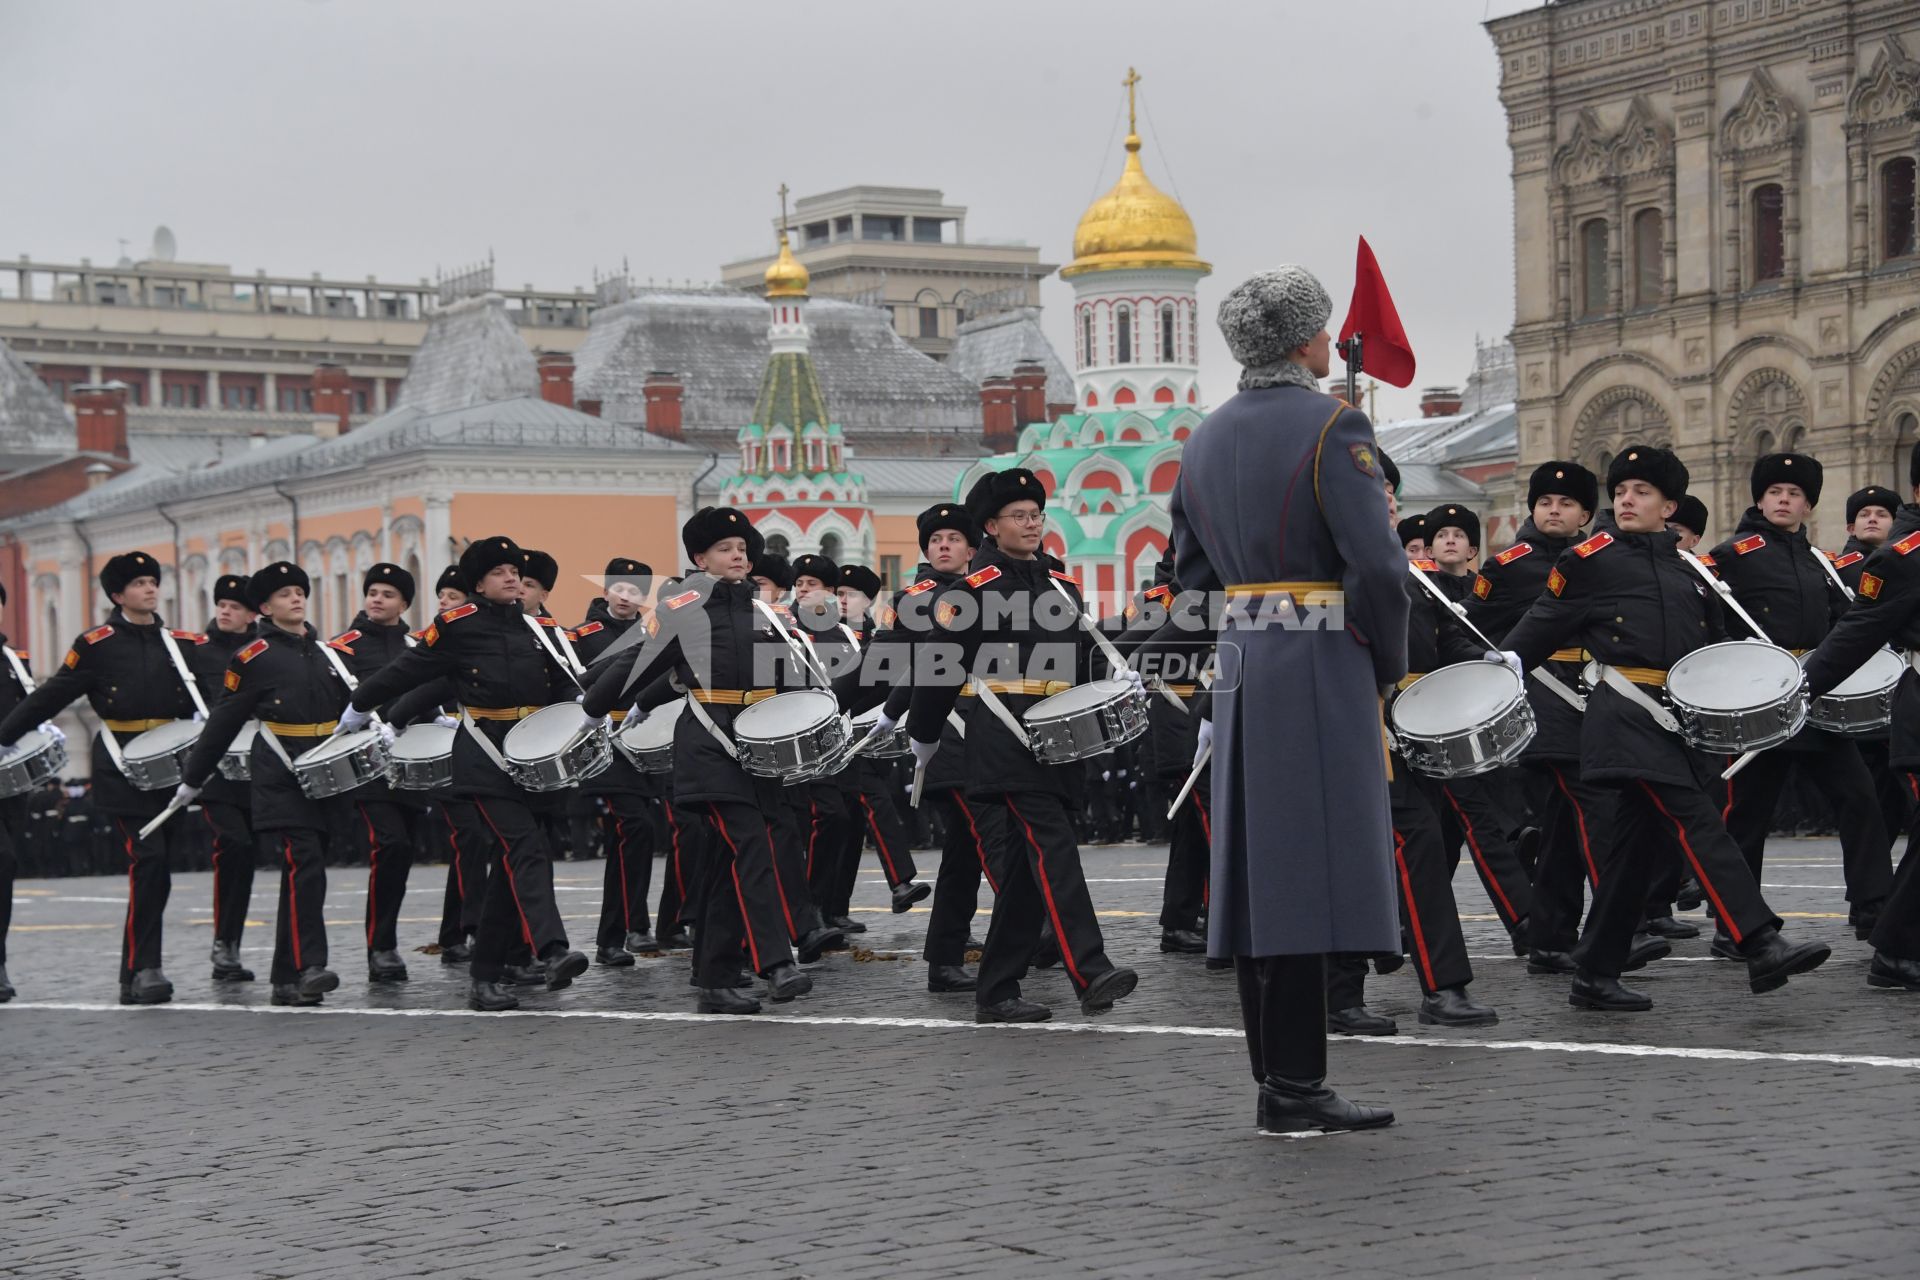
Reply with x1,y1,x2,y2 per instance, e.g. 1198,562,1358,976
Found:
433,714,459,729
575,692,586,704
1119,667,1147,696
191,709,207,723
376,721,397,746
1194,718,1213,770
339,704,373,734
172,782,201,807
1483,650,1524,677
1101,770,1112,782
870,710,899,736
910,738,939,771
38,721,64,744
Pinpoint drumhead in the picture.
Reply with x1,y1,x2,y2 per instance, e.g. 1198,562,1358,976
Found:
1669,642,1802,711
1810,646,1904,698
0,728,55,763
125,719,203,758
851,706,887,729
392,723,455,761
303,728,383,764
1027,678,1126,723
735,689,838,738
621,702,683,750
1392,664,1522,737
504,704,589,756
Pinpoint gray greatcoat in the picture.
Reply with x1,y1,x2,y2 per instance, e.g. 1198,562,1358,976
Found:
1170,383,1410,959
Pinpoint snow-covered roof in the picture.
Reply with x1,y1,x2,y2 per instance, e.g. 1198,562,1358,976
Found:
947,308,1074,404
394,292,540,415
1375,403,1518,468
0,334,75,466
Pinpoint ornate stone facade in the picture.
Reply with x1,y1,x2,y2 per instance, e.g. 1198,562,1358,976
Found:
1488,1,1920,543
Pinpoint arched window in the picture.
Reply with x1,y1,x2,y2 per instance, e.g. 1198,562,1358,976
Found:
1631,208,1663,308
1160,304,1176,362
1751,184,1785,283
1115,306,1133,364
1779,424,1806,453
1081,310,1094,366
1752,428,1777,459
1579,218,1608,318
1884,158,1917,262
819,532,843,563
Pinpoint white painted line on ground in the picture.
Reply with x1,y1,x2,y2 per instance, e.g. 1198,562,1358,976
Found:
7,1000,1916,1071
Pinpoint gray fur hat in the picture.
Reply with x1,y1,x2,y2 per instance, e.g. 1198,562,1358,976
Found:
1216,266,1333,372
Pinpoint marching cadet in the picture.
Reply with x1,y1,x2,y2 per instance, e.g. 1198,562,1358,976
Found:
0,552,203,1005
582,508,812,1014
419,566,487,963
1495,445,1831,1010
341,536,589,1012
836,561,930,918
1397,513,1429,562
176,563,348,1007
0,582,37,1002
328,563,426,984
1424,504,1480,600
1706,454,1893,943
784,552,864,932
569,556,663,964
1802,443,1920,990
1834,484,1911,850
1668,496,1709,552
906,468,1141,1024
186,573,261,983
434,564,467,613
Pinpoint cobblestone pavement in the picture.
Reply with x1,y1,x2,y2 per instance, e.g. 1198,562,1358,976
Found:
3,836,1916,1277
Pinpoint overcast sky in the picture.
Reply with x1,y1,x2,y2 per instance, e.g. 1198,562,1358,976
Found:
1,0,1541,423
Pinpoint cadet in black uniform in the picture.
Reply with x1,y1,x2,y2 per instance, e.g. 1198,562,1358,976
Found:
836,561,930,916
343,536,589,1012
1498,446,1831,1010
1834,485,1911,858
177,563,347,1007
907,468,1140,1023
0,581,38,1002
1707,454,1893,943
0,552,204,1004
1424,504,1479,600
1397,513,1429,562
1802,445,1920,989
582,508,812,1014
186,573,260,983
422,564,487,963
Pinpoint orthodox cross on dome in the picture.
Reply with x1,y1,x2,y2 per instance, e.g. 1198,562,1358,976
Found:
778,182,791,236
1123,66,1140,135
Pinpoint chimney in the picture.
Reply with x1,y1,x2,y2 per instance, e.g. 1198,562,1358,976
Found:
537,350,575,408
577,398,603,418
311,362,353,435
1046,401,1074,423
1010,359,1048,428
981,375,1017,451
85,461,114,489
642,371,683,440
1419,386,1463,418
73,382,130,459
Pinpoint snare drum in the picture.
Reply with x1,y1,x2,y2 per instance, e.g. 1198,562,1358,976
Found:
1804,647,1902,736
502,704,613,792
120,720,205,791
1024,678,1150,766
614,702,681,774
1389,663,1535,779
389,723,455,791
731,689,850,781
850,705,910,759
218,721,259,782
1664,641,1807,753
294,728,395,798
0,729,68,799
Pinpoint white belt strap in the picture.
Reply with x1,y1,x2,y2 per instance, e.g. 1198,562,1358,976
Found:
458,710,515,774
98,725,130,776
158,629,210,719
967,680,1036,755
1593,663,1681,734
258,723,299,771
754,599,831,688
1678,548,1770,639
3,646,35,694
681,691,739,760
1047,577,1186,714
522,615,584,691
947,710,967,739
1812,545,1856,602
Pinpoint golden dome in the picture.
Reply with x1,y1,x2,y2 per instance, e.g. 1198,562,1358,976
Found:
764,231,810,299
1062,132,1209,279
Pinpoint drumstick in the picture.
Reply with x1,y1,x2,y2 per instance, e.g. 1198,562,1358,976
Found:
909,761,926,809
1406,563,1586,713
1721,749,1764,781
1167,741,1212,820
138,799,186,840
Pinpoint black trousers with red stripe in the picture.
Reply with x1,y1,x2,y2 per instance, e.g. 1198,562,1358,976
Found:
201,800,258,949
1527,762,1612,953
977,791,1115,1006
1574,777,1780,977
800,785,856,917
594,790,658,946
468,796,570,984
923,788,1004,967
1724,742,1894,910
698,793,795,986
268,827,331,985
1390,769,1472,996
1437,775,1533,938
109,817,197,976
436,798,491,949
354,799,417,953
1162,785,1211,931
1870,779,1920,959
658,796,703,934
765,793,827,943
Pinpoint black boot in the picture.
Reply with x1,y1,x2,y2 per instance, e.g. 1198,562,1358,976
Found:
655,926,693,949
1742,927,1831,994
1867,951,1920,990
0,964,14,1002
1709,930,1745,961
120,968,173,1006
976,996,1051,1023
1079,966,1139,1015
624,930,659,954
1326,1005,1397,1036
1623,934,1673,972
1031,928,1060,970
210,941,254,983
503,961,546,986
1257,1075,1394,1135
927,964,977,993
795,924,846,965
1418,985,1498,1027
270,984,322,1007
595,945,635,968
1675,877,1705,911
1642,915,1700,940
1526,948,1576,975
891,881,931,913
697,986,761,1015
367,949,409,983
825,913,866,934
1852,900,1884,942
439,942,473,964
764,961,813,1002
295,967,340,998
468,980,520,1012
544,950,590,990
1569,970,1652,1011
1159,928,1206,954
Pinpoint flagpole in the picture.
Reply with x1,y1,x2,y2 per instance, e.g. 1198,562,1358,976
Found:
1339,333,1363,408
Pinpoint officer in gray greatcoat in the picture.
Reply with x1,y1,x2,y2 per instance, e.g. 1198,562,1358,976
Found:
1170,264,1407,1135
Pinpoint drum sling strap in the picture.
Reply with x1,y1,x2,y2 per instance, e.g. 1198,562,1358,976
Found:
522,615,585,693
681,691,740,761
459,710,516,773
1044,577,1185,714
3,647,36,695
1590,663,1681,734
107,627,209,782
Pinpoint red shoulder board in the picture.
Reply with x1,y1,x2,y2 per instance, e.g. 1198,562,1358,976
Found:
409,628,427,642
440,602,479,623
1472,574,1492,600
1572,532,1614,558
534,614,560,627
665,590,701,610
82,625,114,645
1695,553,1716,567
1834,551,1865,569
330,628,363,649
1733,534,1767,556
903,578,938,596
966,565,1003,589
1050,569,1080,586
1145,584,1173,604
325,638,355,653
1494,543,1533,566
573,620,604,638
12,648,26,662
170,629,208,645
1411,559,1440,572
236,638,269,663
1894,530,1920,556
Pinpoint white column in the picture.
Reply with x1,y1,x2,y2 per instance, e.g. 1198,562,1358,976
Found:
264,371,278,412
207,369,221,410
424,490,453,572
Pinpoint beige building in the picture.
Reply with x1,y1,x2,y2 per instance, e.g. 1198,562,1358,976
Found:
1487,0,1920,545
719,187,1057,360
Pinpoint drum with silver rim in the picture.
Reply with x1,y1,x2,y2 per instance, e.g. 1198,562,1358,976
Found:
389,723,455,791
850,704,910,759
0,729,68,799
731,689,850,782
614,702,681,774
1389,663,1535,779
294,728,395,799
1024,678,1151,766
120,720,205,791
1663,640,1807,754
218,721,260,781
502,704,613,792
1803,647,1902,736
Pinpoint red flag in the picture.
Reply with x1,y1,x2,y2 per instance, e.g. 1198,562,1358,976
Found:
1338,236,1417,388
